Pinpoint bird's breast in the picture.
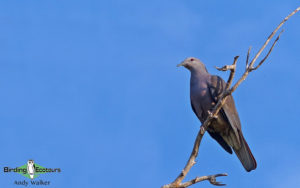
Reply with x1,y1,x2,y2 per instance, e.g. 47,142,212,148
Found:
190,81,208,97
190,82,215,122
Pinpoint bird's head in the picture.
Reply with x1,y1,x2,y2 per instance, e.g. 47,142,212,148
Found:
177,57,208,73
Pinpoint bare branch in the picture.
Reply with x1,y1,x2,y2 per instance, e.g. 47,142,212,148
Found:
250,30,284,71
162,6,300,188
181,174,228,188
170,122,206,186
225,56,238,91
248,7,300,70
215,65,235,71
163,174,228,188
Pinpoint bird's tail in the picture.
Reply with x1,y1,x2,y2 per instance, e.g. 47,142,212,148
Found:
233,133,257,172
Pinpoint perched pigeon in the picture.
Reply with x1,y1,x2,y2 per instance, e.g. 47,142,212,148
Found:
177,57,257,172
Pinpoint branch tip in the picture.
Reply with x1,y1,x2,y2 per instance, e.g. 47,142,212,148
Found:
246,46,251,68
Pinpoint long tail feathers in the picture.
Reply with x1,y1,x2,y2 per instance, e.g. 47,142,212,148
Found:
233,134,257,172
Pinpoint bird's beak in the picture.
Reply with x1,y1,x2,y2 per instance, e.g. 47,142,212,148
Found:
177,61,185,67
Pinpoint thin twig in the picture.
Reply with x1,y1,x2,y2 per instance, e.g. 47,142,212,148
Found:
250,30,284,71
246,47,251,68
224,56,239,91
248,7,300,70
181,173,228,187
165,174,227,188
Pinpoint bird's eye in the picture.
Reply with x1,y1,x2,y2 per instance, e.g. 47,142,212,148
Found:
190,58,194,61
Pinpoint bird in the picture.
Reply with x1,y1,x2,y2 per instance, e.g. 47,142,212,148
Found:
177,57,257,172
27,160,36,179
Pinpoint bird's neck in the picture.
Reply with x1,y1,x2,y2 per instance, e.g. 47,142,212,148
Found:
190,69,209,85
191,68,209,77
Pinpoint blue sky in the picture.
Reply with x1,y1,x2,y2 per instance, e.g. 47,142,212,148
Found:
0,1,300,187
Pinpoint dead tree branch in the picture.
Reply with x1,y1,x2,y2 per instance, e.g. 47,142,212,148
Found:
162,6,300,188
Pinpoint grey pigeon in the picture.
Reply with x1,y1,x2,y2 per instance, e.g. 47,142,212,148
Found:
177,57,257,172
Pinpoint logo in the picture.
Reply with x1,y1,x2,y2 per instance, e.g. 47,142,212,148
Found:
27,160,35,179
3,160,61,186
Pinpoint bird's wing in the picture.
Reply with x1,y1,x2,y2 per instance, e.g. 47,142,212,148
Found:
207,75,241,146
191,98,233,154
